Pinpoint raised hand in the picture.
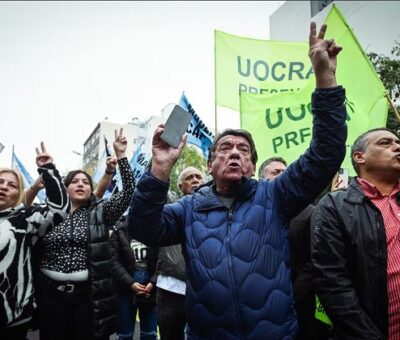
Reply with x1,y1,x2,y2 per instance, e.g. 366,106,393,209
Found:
151,124,186,182
35,142,53,167
105,156,117,174
113,128,127,159
309,22,342,88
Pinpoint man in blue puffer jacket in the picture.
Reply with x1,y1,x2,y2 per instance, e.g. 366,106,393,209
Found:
128,22,347,339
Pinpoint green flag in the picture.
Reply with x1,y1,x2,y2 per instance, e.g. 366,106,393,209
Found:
215,30,313,111
240,81,315,167
325,5,388,168
239,4,388,173
315,295,333,326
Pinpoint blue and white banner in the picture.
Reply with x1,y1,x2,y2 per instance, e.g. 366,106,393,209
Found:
130,143,150,182
179,92,214,159
12,151,45,203
103,168,121,200
103,143,150,200
92,136,116,184
104,135,112,157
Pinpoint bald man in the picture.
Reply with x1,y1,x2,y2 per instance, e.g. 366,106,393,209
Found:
156,167,204,340
178,167,204,196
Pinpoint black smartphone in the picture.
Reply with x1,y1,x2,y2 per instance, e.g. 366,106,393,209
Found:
160,105,192,148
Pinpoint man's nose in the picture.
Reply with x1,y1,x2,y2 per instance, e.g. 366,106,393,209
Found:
229,145,241,157
393,142,400,151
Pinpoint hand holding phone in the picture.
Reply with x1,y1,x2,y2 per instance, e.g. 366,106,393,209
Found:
160,104,192,148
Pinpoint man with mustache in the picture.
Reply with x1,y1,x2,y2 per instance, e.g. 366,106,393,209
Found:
128,22,347,338
312,128,400,339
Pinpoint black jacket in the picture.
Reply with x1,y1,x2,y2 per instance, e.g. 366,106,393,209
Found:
155,191,186,283
311,178,388,340
156,245,186,282
87,201,118,339
289,204,315,295
110,221,158,304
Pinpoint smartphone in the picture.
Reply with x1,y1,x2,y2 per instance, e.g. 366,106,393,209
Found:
160,104,192,148
337,168,349,189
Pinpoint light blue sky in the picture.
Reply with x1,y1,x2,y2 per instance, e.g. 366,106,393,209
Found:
0,1,283,175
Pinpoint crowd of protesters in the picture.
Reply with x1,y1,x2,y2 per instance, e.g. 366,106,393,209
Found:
1,20,399,340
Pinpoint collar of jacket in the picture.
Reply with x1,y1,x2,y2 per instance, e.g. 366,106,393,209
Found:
344,177,400,205
0,203,24,220
193,176,258,211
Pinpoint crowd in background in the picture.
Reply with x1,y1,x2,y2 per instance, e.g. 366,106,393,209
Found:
1,20,400,340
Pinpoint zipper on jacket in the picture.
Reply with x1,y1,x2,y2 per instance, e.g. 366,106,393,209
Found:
226,208,244,338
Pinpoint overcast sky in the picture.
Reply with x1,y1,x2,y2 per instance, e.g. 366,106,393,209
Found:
0,1,284,175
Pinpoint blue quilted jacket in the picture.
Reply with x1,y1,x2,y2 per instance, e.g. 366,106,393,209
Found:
128,87,347,339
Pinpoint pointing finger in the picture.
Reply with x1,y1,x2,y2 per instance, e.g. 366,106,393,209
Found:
41,141,46,154
114,129,118,140
35,147,40,155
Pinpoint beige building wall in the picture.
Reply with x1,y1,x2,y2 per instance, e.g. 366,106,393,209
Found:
270,1,399,56
82,115,165,175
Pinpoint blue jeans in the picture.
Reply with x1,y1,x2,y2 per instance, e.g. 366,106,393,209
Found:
134,268,150,285
116,269,157,340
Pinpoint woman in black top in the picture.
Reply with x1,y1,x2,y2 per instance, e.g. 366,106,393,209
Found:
37,129,135,340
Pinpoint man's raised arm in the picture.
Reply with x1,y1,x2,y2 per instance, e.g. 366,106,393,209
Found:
276,22,347,221
127,125,187,246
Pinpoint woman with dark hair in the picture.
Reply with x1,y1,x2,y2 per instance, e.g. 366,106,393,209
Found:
0,143,70,340
37,128,135,340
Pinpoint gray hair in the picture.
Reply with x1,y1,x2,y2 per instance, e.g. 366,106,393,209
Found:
257,157,287,179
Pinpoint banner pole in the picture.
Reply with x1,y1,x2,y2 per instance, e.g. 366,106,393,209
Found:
214,30,218,136
11,145,14,167
385,92,400,123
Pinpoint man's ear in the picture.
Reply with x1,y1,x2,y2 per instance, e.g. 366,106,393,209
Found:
353,151,365,167
178,183,183,192
207,160,213,174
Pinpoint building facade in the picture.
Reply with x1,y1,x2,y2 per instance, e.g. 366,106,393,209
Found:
270,1,399,57
82,115,163,175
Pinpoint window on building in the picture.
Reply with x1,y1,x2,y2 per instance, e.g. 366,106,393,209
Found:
310,0,333,17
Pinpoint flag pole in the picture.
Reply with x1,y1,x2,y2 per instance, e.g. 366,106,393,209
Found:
214,30,218,136
11,145,14,167
385,92,400,123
